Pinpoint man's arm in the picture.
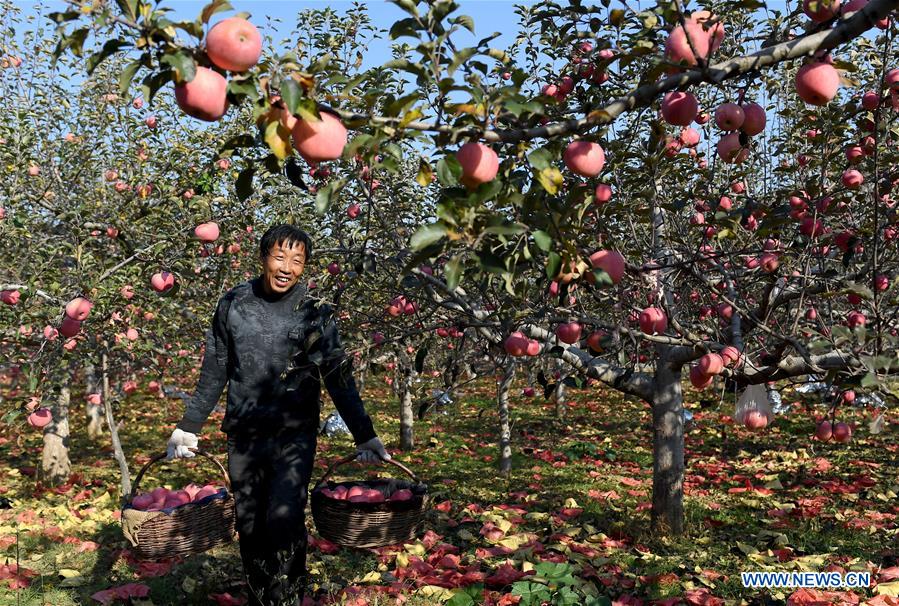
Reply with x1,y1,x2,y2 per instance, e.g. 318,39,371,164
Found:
176,296,231,434
317,304,378,446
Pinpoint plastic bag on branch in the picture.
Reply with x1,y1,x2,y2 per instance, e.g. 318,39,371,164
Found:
734,384,772,425
319,411,351,437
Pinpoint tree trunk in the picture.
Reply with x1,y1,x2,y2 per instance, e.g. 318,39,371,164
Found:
355,355,368,395
85,362,105,439
497,363,514,474
102,349,132,502
397,356,415,451
40,385,71,486
650,352,685,536
553,372,566,420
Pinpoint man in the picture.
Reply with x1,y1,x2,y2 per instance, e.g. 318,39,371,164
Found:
166,224,389,606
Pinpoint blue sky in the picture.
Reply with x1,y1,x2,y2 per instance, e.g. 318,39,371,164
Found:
10,0,543,71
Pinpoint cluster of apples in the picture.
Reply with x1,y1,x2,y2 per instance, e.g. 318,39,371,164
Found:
129,483,225,512
318,485,414,504
173,16,348,164
689,348,743,390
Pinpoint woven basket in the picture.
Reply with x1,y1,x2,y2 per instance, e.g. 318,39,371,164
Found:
310,452,429,549
120,449,236,560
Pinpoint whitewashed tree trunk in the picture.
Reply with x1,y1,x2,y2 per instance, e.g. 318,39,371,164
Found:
40,385,71,486
396,352,416,451
498,363,515,474
85,362,105,439
651,348,685,535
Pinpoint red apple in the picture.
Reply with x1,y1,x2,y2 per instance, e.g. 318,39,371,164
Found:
555,322,582,344
563,141,605,177
150,271,175,293
194,222,220,242
744,410,768,430
661,91,698,126
638,307,667,335
205,17,262,72
292,111,348,163
697,353,724,375
27,408,52,428
815,420,833,441
714,103,745,131
795,62,840,106
504,332,529,357
832,422,852,443
174,66,229,122
65,297,93,321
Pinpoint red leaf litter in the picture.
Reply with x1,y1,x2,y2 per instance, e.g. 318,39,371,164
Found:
90,582,151,604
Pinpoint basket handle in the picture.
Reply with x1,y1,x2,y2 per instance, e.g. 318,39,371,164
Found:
126,449,231,502
313,451,419,492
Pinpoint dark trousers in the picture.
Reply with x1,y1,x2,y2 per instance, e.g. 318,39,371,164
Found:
227,426,318,606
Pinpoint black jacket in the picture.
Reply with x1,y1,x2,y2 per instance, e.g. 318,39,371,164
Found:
176,277,377,445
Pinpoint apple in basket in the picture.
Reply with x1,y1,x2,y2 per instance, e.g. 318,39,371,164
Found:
390,489,413,502
163,490,191,509
346,485,365,499
349,489,385,503
332,485,348,500
193,485,220,501
183,483,203,500
131,493,155,511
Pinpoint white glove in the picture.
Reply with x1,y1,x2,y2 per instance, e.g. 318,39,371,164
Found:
356,436,390,464
166,428,198,460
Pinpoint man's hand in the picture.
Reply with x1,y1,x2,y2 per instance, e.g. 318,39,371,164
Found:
166,428,198,460
356,436,390,464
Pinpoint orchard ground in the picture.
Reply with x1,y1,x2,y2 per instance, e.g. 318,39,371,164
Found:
0,373,897,605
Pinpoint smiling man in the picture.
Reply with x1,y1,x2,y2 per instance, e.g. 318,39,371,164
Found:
166,223,389,606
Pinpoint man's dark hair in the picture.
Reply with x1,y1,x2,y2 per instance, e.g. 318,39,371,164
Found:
259,224,313,262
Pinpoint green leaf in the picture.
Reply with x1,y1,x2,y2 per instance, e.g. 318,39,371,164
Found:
199,0,232,24
392,0,419,17
445,255,463,290
546,251,561,280
389,17,420,40
452,14,475,33
592,269,614,287
48,10,82,24
315,178,347,216
118,60,142,96
448,47,477,76
280,78,303,117
115,0,138,21
235,167,255,202
436,156,462,187
141,70,172,104
227,78,258,100
160,51,196,84
527,147,553,171
411,223,447,251
533,230,552,252
221,134,257,152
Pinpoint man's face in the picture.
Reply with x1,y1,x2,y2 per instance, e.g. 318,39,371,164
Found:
261,240,306,295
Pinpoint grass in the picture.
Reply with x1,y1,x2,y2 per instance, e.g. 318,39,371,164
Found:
0,372,896,605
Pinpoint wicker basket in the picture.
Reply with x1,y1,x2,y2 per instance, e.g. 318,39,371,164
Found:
120,449,237,560
310,452,429,549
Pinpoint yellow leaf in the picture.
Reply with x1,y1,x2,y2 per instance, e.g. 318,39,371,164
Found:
58,569,81,578
415,159,433,187
360,571,381,583
876,581,899,597
404,542,426,556
564,498,580,508
536,167,563,195
395,552,409,568
264,120,293,160
400,108,423,128
416,585,454,601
